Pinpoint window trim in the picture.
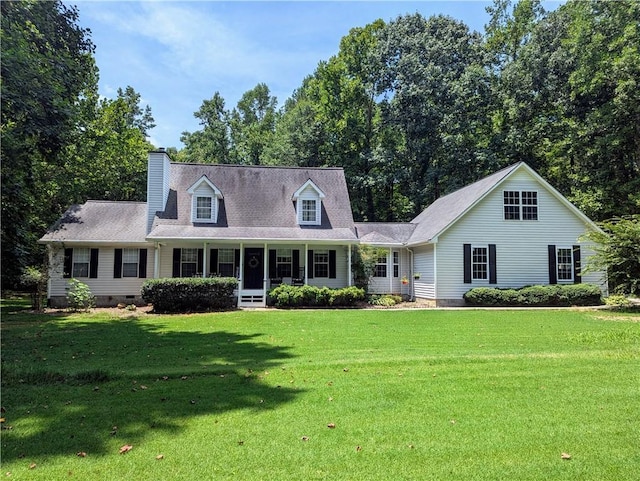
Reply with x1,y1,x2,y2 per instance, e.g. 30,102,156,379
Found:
555,246,574,282
72,247,91,278
276,248,293,278
471,245,489,281
503,190,538,221
313,249,329,278
374,252,388,278
181,248,199,278
301,199,317,224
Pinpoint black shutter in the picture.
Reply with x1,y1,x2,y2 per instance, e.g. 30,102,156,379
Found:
89,249,99,278
329,250,337,279
197,249,204,274
114,249,123,278
234,249,240,277
63,248,73,278
139,249,147,278
548,245,557,284
172,248,181,277
307,250,314,279
292,250,300,279
573,245,581,284
269,249,277,278
463,244,471,284
210,249,218,275
489,244,497,284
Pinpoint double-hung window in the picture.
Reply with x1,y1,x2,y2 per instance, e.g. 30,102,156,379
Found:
181,248,199,277
393,251,400,277
472,246,488,280
504,191,538,220
302,199,317,223
314,250,329,278
276,249,292,277
72,248,90,278
374,253,387,278
122,248,139,277
196,196,213,221
556,247,574,281
217,248,235,277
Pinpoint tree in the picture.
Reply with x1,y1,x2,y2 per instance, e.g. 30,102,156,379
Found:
377,14,495,214
582,215,640,296
180,92,231,163
229,83,278,165
1,0,96,288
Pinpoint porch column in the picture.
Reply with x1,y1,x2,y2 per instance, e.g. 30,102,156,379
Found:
263,243,268,293
202,242,208,277
348,244,352,286
154,242,160,278
304,243,309,284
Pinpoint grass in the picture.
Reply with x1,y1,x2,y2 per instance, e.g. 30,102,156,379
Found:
1,299,639,480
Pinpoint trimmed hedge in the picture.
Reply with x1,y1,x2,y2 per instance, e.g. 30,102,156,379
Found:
463,284,602,307
268,284,365,308
141,277,238,313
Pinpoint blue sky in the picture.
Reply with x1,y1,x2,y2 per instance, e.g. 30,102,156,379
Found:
72,1,558,149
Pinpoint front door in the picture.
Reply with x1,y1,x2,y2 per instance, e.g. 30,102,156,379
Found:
243,248,264,289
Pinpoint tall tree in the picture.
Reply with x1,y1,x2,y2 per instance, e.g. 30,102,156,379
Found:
180,92,231,163
1,0,96,287
377,14,494,214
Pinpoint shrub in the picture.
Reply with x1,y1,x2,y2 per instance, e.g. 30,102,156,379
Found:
141,277,238,313
369,294,403,307
67,278,95,311
268,285,365,308
463,284,602,307
604,294,633,309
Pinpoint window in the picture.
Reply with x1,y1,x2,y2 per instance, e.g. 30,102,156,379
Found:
196,196,212,220
72,248,90,277
521,191,538,220
556,247,573,281
374,253,387,278
302,199,316,223
181,248,198,277
276,249,292,277
122,248,139,277
504,191,538,220
472,247,488,280
217,248,235,277
314,250,329,278
393,251,400,277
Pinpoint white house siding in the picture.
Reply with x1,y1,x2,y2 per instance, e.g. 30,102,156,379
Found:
433,170,607,304
413,244,436,300
48,245,154,306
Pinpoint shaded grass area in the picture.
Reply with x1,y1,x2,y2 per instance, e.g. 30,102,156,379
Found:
1,305,639,480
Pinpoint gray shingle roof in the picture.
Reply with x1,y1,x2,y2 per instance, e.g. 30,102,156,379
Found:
39,201,149,244
354,223,417,245
148,163,358,242
407,163,522,245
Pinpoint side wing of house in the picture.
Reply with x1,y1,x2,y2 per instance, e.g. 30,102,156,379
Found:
431,167,607,305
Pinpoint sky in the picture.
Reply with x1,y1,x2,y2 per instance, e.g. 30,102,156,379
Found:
71,1,557,149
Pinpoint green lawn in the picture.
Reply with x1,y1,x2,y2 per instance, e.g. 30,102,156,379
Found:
1,302,639,480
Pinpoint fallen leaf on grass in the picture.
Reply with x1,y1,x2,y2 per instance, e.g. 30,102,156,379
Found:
327,423,336,429
301,436,310,441
156,454,164,460
76,452,87,458
356,446,362,452
28,464,36,470
561,452,572,460
119,445,133,454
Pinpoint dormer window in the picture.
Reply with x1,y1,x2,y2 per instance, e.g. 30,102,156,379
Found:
187,175,223,224
293,179,325,226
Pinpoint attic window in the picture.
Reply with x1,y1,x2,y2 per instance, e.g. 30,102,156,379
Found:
292,179,325,226
504,191,537,220
187,175,223,224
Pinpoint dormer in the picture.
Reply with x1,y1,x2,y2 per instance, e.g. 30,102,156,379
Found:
187,175,223,224
292,179,325,226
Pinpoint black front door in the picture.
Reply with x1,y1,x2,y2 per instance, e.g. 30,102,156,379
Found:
243,248,264,289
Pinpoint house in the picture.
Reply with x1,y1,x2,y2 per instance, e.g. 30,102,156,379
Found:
39,150,607,307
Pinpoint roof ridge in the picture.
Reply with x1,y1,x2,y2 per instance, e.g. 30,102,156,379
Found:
171,162,344,171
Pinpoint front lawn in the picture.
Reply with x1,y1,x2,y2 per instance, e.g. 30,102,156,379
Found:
1,305,638,480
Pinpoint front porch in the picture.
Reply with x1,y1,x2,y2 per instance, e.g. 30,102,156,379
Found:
153,241,356,307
